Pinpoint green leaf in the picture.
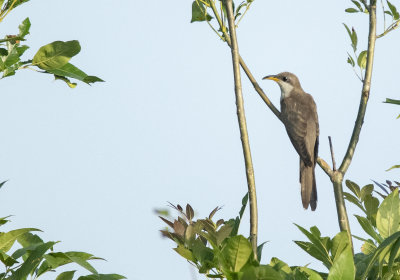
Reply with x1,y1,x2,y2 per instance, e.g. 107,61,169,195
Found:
343,192,366,213
385,10,393,16
220,235,252,272
376,188,400,238
216,224,233,245
345,8,359,13
346,180,361,198
241,264,284,280
357,50,367,69
191,1,213,23
0,228,41,253
38,251,100,277
360,184,374,201
331,231,349,262
56,271,76,280
384,98,400,105
83,76,104,84
387,0,400,20
54,75,77,88
298,267,324,280
65,252,100,274
343,23,358,52
191,239,213,264
294,241,332,268
32,40,81,70
327,245,355,280
347,54,355,67
386,165,400,171
361,239,376,255
352,0,364,11
239,193,248,221
361,231,400,280
16,45,29,56
294,224,332,268
18,17,31,38
364,194,379,222
270,257,292,274
257,241,268,261
77,274,126,280
0,250,18,266
17,232,44,247
10,241,56,280
174,245,196,262
355,215,382,243
388,237,400,270
46,63,103,85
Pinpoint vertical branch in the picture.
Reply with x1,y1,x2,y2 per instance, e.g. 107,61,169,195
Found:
332,0,377,251
332,177,353,252
339,0,377,174
225,0,258,259
328,136,337,171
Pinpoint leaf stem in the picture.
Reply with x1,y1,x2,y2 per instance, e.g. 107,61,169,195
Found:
236,3,252,27
225,0,258,260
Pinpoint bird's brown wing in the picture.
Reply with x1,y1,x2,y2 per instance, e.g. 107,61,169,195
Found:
281,94,316,166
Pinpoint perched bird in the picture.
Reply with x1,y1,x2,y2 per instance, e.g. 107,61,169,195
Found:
263,72,319,211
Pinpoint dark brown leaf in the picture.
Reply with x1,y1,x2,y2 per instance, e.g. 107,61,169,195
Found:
186,204,194,221
209,206,221,220
173,220,185,236
160,230,174,241
178,217,188,228
177,204,183,211
159,216,174,228
216,219,225,228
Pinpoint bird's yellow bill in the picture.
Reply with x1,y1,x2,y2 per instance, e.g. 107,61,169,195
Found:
262,76,279,82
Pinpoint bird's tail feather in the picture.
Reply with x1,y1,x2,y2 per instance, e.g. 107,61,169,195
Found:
300,160,317,211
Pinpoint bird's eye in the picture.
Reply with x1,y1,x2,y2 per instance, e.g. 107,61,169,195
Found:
282,76,288,82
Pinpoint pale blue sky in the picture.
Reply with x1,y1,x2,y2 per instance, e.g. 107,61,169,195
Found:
0,1,399,279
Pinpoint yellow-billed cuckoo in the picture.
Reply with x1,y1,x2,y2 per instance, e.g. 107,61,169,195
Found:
263,72,319,211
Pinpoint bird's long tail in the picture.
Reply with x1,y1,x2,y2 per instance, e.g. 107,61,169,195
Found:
300,160,317,211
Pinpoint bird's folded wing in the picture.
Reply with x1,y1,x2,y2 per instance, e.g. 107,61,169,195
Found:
282,98,314,166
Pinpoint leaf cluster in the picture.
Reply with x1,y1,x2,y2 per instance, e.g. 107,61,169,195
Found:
341,181,400,279
294,226,354,279
0,215,125,280
0,17,103,87
190,0,253,41
159,199,323,280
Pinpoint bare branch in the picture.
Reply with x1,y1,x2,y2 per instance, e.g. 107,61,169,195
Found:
225,0,258,260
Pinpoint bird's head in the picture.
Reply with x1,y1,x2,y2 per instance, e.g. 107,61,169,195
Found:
262,72,302,100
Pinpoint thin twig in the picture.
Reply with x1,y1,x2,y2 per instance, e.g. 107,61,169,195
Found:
377,19,400,38
225,0,258,260
339,0,377,174
380,0,386,31
328,136,337,172
236,3,252,27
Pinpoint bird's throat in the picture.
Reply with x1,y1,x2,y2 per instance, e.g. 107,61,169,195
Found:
279,82,294,101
